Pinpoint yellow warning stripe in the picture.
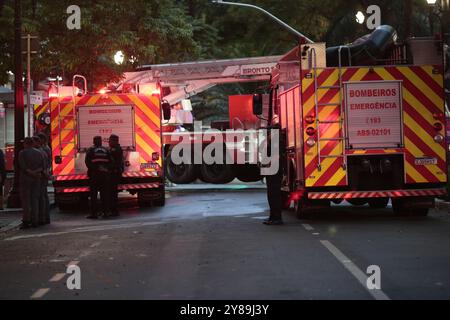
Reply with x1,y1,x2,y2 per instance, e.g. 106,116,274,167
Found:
398,67,443,108
128,95,160,128
404,136,444,181
403,114,445,161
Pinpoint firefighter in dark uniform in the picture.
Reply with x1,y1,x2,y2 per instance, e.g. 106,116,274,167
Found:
85,136,112,219
108,134,124,217
263,122,285,226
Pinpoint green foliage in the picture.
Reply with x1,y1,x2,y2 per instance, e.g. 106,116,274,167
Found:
1,0,449,120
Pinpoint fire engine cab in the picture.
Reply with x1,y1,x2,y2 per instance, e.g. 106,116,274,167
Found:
254,25,448,217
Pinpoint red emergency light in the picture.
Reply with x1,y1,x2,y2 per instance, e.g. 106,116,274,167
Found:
98,88,110,95
305,114,315,124
434,122,443,131
306,127,316,136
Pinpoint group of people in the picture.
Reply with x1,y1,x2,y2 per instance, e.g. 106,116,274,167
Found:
85,134,124,219
17,133,123,227
19,133,51,229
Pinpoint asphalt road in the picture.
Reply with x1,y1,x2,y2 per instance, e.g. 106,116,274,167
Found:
0,188,450,300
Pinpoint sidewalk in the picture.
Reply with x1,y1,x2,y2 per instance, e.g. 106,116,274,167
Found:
166,180,267,192
0,190,55,233
436,199,450,211
0,209,23,232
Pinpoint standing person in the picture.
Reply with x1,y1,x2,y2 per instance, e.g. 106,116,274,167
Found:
85,136,112,219
19,137,45,229
0,148,6,210
37,133,52,224
32,136,50,225
108,134,124,217
263,124,284,226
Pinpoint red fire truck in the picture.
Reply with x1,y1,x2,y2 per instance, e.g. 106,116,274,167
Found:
163,94,265,184
253,26,448,217
47,76,169,210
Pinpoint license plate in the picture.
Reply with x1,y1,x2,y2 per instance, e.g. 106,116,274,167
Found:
414,158,437,166
141,162,159,170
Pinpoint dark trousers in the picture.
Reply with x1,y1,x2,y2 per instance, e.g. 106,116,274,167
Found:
20,176,41,225
0,182,3,210
89,173,110,216
266,169,283,221
39,178,50,224
110,174,120,215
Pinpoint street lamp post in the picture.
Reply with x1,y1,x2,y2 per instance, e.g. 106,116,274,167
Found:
211,0,314,43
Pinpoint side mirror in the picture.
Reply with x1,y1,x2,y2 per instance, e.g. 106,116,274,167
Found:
162,101,171,121
253,94,263,116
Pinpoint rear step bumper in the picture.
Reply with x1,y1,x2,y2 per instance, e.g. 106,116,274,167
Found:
308,188,447,200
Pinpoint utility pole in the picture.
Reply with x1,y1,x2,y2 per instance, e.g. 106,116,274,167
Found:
22,34,38,137
404,0,412,38
7,0,24,208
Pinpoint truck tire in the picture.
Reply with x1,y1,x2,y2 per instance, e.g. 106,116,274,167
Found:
235,165,262,183
347,199,368,206
165,150,199,184
295,200,306,219
153,187,166,207
392,199,407,215
368,198,389,209
392,199,430,217
200,163,235,184
282,191,291,210
56,193,89,211
410,208,429,217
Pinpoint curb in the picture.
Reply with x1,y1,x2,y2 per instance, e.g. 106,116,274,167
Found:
0,220,22,233
436,200,450,211
0,208,23,214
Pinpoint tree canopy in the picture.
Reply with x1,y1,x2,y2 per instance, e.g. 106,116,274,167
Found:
0,0,448,119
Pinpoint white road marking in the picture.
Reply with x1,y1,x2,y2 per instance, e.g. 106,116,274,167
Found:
49,273,66,282
313,233,320,236
252,216,268,220
302,224,314,231
4,221,163,241
67,261,79,267
320,240,391,301
78,251,92,258
50,259,68,263
30,288,50,299
90,242,101,248
100,235,109,240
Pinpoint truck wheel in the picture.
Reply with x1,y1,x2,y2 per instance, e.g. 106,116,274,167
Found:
165,152,199,184
235,165,261,183
347,199,368,206
153,197,166,207
392,199,430,216
200,163,235,184
294,200,305,219
392,199,410,216
410,208,429,217
153,187,166,207
138,188,165,208
368,198,389,209
137,192,152,208
56,193,88,211
282,192,291,210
